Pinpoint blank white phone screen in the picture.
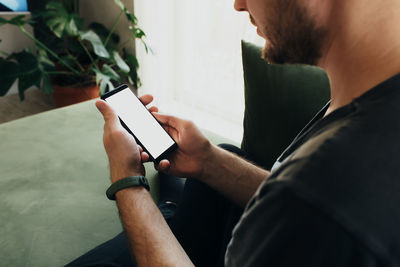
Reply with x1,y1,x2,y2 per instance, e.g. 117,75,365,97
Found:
105,87,175,159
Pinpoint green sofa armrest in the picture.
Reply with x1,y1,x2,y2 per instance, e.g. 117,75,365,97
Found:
0,99,234,266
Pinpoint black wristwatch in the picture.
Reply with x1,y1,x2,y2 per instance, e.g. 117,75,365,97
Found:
106,176,150,200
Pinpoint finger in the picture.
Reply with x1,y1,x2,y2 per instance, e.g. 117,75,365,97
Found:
152,113,180,129
161,124,179,140
151,114,179,139
156,159,171,173
141,151,150,162
138,145,143,153
95,100,120,129
148,106,159,113
139,94,154,106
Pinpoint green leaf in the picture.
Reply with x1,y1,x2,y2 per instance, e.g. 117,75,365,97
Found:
34,48,55,74
42,75,54,94
1,51,55,99
67,19,79,36
125,12,138,25
62,0,80,13
125,53,139,68
43,2,68,37
94,69,112,94
0,15,28,26
45,1,65,11
127,76,134,85
9,15,28,26
80,31,110,58
11,52,42,100
102,64,120,81
112,0,125,10
94,64,120,94
124,52,140,88
0,59,18,96
113,51,130,73
42,1,82,38
140,39,152,54
130,27,146,38
37,49,55,73
112,0,138,25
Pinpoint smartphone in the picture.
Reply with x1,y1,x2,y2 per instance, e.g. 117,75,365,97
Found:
101,84,177,163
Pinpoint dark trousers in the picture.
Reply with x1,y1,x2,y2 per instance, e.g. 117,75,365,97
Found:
66,144,248,267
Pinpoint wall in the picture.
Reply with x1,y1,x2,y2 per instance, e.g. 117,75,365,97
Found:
1,0,135,96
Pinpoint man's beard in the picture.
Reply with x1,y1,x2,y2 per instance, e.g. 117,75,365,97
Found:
257,0,327,65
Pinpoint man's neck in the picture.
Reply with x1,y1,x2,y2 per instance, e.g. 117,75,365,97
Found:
318,0,400,116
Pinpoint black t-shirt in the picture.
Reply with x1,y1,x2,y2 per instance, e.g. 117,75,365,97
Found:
225,74,400,266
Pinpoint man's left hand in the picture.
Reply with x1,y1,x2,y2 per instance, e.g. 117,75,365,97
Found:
96,97,153,183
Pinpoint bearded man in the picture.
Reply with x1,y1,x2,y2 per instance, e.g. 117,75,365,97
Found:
68,0,400,266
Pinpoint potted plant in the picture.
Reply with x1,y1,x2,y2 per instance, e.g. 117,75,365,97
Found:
0,0,148,107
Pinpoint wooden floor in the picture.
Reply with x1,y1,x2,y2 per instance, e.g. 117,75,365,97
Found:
0,89,56,124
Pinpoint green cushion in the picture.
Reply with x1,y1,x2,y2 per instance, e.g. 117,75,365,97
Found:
241,41,331,169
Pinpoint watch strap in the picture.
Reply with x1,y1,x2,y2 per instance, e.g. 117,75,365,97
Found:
106,176,150,200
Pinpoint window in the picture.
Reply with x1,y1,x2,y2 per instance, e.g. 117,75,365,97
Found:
135,0,263,143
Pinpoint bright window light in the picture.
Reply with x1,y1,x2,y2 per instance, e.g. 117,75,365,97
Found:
135,0,264,143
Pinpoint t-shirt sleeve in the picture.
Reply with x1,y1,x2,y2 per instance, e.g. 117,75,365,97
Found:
225,181,378,267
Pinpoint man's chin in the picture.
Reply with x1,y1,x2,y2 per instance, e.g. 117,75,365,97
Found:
262,43,282,64
257,0,326,66
262,45,296,65
261,42,322,66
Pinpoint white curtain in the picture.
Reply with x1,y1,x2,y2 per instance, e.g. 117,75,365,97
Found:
134,0,263,142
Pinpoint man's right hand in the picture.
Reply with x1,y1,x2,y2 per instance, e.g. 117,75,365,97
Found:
152,113,213,179
148,102,268,207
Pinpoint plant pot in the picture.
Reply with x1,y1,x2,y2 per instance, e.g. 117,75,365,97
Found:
52,84,100,108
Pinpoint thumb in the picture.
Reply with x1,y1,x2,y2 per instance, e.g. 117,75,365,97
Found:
95,100,120,128
153,113,185,141
152,112,179,129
